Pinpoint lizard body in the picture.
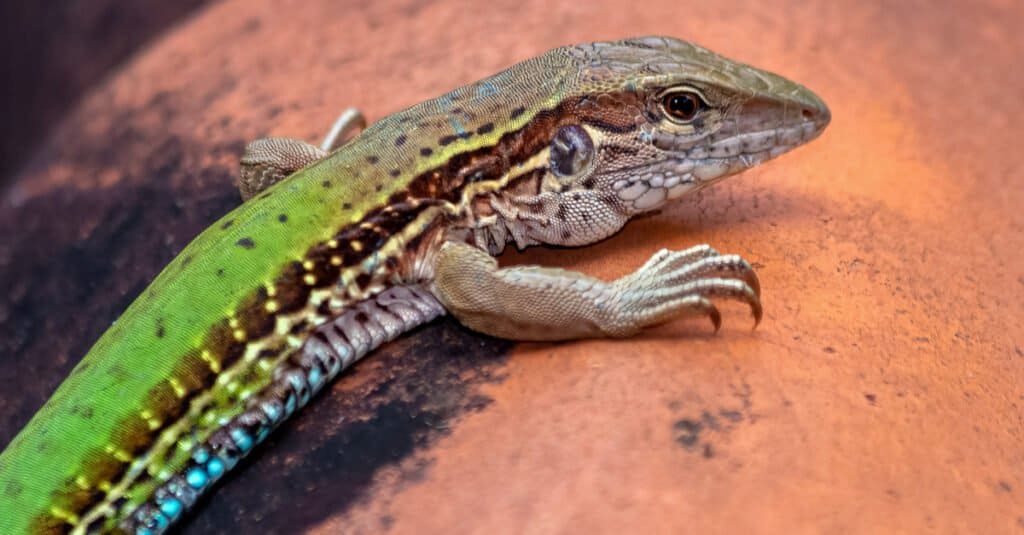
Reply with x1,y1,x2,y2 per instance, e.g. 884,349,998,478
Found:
0,37,829,534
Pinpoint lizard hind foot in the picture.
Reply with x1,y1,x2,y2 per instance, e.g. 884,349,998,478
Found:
238,137,328,199
237,108,367,200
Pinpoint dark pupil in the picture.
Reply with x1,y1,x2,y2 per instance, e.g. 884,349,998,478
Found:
667,93,698,119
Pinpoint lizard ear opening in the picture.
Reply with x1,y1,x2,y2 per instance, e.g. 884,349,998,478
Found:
550,125,595,178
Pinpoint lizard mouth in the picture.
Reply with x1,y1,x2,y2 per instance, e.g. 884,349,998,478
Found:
626,117,826,177
609,113,829,212
692,118,829,170
658,88,831,180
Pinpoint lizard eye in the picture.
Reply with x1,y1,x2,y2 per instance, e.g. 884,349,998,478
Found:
661,91,704,123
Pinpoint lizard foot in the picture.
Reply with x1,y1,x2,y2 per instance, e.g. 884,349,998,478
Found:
237,108,367,199
609,245,762,333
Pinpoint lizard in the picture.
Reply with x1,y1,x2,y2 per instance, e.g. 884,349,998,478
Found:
0,36,829,534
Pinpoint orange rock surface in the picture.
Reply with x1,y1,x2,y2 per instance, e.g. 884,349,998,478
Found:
1,1,1021,533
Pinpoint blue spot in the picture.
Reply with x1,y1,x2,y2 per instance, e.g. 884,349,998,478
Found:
152,512,169,529
285,394,297,415
256,427,270,443
230,428,253,453
186,467,208,489
448,117,466,136
206,457,225,478
137,529,153,535
192,448,209,464
364,251,381,273
308,368,322,387
159,497,183,520
476,81,499,97
263,402,282,422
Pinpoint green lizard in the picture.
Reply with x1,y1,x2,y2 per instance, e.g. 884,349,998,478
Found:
0,36,829,534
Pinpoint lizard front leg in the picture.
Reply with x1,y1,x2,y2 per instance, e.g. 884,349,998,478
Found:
237,108,366,199
431,241,761,341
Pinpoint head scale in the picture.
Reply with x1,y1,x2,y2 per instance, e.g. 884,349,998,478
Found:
505,36,830,249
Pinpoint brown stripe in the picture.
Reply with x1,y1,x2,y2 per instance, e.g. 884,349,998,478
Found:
407,91,643,203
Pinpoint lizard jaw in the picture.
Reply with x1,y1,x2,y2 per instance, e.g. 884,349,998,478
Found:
613,93,830,213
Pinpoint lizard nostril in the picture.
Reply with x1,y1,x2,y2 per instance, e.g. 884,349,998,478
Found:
802,108,814,120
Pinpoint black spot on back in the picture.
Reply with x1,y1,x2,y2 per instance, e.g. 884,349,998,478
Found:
395,134,407,147
476,123,495,135
278,214,288,223
236,237,255,249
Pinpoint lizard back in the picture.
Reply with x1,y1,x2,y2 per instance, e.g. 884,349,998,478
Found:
0,47,576,534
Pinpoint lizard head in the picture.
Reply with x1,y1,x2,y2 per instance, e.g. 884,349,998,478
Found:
504,36,830,249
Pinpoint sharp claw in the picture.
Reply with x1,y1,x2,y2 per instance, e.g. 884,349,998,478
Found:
750,296,763,328
709,304,722,333
745,270,761,298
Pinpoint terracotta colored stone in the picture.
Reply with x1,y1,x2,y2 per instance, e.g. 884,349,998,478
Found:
1,1,1022,534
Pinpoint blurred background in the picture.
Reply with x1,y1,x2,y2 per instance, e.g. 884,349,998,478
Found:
0,2,208,185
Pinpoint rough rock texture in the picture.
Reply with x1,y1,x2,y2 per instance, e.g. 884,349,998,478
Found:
1,1,1022,533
